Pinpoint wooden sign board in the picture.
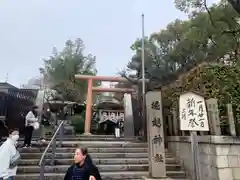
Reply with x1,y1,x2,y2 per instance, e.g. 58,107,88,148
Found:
179,92,209,131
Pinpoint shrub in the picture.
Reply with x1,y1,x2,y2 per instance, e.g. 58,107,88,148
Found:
70,115,85,134
162,63,240,124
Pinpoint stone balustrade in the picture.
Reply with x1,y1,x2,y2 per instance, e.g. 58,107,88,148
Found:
168,136,240,180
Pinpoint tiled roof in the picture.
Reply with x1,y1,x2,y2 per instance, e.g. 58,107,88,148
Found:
0,82,17,89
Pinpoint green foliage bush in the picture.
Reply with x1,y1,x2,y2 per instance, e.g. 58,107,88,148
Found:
70,115,85,134
162,63,240,124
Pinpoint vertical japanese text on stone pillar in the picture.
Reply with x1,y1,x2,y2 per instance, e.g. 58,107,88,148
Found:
146,91,166,178
151,101,164,163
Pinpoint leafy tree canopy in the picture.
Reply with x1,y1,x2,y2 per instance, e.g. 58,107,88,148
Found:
40,38,100,102
125,1,240,88
174,0,240,16
162,63,240,124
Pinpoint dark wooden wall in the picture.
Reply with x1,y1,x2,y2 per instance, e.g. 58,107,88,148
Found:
0,88,38,137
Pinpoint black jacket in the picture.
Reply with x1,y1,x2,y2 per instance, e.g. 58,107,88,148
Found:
85,155,102,180
64,156,102,180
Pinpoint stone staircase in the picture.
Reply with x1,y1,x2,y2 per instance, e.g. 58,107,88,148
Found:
13,135,188,180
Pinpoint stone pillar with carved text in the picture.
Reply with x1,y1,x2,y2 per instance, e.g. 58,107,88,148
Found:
146,91,166,178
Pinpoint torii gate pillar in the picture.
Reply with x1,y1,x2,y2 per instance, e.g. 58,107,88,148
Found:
85,78,93,135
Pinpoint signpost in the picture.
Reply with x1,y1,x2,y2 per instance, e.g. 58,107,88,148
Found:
179,92,209,180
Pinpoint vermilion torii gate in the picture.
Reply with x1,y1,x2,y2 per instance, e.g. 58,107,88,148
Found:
74,74,136,135
75,75,167,178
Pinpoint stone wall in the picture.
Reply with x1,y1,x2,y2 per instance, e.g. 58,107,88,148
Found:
168,136,240,180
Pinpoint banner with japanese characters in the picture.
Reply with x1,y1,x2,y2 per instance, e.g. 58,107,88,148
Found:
179,92,209,131
99,110,124,124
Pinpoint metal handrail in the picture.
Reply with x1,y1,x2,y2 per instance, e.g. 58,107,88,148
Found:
39,120,64,166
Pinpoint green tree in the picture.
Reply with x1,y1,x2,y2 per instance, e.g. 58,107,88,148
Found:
174,0,240,15
39,38,99,102
126,1,240,87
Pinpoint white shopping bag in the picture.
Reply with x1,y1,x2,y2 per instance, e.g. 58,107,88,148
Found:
33,122,40,130
115,128,120,138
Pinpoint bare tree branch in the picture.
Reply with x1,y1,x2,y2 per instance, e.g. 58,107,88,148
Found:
118,70,139,85
204,0,215,26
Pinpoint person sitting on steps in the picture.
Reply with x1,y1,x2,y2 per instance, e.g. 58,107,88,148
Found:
64,146,102,180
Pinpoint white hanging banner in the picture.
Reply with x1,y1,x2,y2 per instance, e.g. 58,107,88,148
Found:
99,110,124,124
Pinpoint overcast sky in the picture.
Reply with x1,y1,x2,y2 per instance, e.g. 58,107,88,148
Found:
0,0,218,87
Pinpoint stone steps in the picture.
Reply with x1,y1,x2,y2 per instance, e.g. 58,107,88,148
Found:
19,147,148,153
20,152,175,159
2,135,141,141
14,136,141,142
19,157,178,165
16,141,148,148
17,164,182,173
14,171,187,180
14,135,187,179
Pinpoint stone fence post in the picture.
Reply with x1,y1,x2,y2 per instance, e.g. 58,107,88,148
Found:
226,104,236,136
167,115,173,136
171,108,178,136
206,98,221,135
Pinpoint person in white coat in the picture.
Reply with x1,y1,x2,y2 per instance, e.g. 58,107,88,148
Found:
23,106,38,148
0,129,20,180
